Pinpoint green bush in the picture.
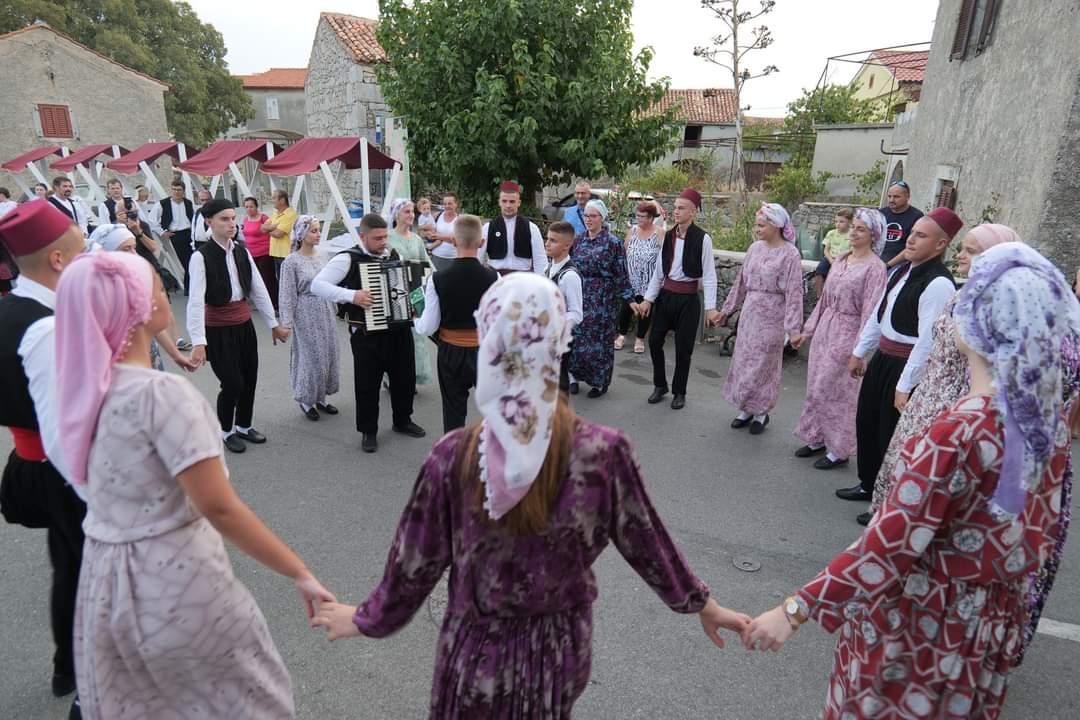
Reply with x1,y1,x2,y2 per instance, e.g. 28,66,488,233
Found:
765,163,830,210
703,204,757,253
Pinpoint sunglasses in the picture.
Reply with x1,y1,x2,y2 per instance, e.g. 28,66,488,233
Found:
890,180,910,190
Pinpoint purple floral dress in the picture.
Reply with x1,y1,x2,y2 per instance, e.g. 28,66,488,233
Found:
353,420,709,719
569,229,633,389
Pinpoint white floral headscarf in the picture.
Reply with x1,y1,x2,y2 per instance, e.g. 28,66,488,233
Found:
474,273,572,519
854,207,887,256
386,198,413,229
953,241,1080,518
758,202,795,243
290,214,318,252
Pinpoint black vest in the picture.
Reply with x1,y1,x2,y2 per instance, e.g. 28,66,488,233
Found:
878,257,954,336
486,216,534,260
159,198,194,230
47,195,77,221
0,295,54,430
337,247,402,326
104,197,136,223
199,239,253,306
431,258,498,330
661,223,706,279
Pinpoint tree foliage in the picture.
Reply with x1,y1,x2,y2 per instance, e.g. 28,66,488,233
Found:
782,84,884,165
375,0,679,208
1,0,252,146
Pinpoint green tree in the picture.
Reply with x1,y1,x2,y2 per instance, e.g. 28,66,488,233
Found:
782,84,884,165
375,0,679,209
1,0,251,146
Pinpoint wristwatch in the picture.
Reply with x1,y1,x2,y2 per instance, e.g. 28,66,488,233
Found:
783,596,808,628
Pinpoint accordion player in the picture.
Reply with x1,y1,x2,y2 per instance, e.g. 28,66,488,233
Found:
336,248,428,333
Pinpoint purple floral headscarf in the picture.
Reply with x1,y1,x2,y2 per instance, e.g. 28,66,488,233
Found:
953,242,1080,518
290,214,319,252
474,273,572,519
758,202,795,243
854,207,887,256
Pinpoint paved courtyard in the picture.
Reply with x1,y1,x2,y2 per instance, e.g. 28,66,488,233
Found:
2,294,1078,719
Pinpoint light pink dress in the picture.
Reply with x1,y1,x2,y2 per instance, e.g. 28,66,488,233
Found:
794,253,887,457
721,240,804,415
74,365,293,719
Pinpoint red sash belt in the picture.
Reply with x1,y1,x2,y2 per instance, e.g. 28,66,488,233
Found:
206,300,251,327
496,268,518,277
662,277,698,294
879,336,914,359
9,427,47,462
439,328,480,348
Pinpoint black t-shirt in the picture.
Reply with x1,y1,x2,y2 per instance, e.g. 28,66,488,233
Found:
878,205,924,264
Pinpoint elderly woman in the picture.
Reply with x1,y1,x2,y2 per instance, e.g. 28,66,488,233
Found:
718,203,804,434
568,198,634,398
747,242,1080,720
387,198,435,386
311,273,749,717
792,208,888,469
278,215,340,421
615,201,663,354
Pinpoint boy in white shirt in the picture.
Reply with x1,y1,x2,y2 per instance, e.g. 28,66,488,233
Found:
543,220,582,393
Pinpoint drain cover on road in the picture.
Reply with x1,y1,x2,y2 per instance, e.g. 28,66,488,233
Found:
733,556,761,572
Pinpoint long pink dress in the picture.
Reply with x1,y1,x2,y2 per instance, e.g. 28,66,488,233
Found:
721,240,804,415
794,253,887,457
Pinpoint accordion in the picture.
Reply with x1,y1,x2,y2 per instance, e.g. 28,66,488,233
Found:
352,259,427,332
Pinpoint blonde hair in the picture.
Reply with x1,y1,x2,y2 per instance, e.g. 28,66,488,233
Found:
453,214,483,249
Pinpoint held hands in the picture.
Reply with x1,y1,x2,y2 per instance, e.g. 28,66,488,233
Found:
295,571,337,619
353,289,374,308
635,300,652,318
705,309,723,327
847,355,866,379
789,334,806,351
272,326,291,345
716,312,730,327
894,390,910,413
698,598,752,648
172,353,200,373
311,601,363,641
745,605,797,652
189,344,207,369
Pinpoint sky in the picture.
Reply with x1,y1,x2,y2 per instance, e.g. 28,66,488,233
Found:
189,0,940,118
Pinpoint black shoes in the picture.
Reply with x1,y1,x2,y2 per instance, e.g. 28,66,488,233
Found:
648,386,669,404
814,456,849,470
670,394,685,410
856,511,873,527
303,406,320,421
393,422,427,438
52,672,76,697
586,386,607,399
795,445,826,458
731,416,751,429
68,696,81,720
223,434,246,453
361,433,378,453
317,402,339,415
235,428,266,444
749,415,770,435
835,485,873,502
569,382,580,395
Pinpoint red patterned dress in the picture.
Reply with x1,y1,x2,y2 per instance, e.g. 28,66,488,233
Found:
796,395,1068,719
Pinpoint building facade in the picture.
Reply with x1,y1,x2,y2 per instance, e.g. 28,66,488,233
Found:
850,50,929,118
231,68,307,142
811,123,894,199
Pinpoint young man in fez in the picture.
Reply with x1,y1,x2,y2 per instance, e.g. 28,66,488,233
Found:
479,180,548,275
0,200,88,712
311,213,426,453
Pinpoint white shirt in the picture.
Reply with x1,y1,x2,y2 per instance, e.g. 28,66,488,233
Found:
546,257,583,330
97,196,135,227
431,214,458,259
50,195,92,236
191,208,211,247
139,200,162,236
479,215,548,274
0,199,16,218
11,276,84,499
186,237,279,346
643,228,720,311
161,199,192,235
853,269,955,393
414,280,443,337
310,243,392,325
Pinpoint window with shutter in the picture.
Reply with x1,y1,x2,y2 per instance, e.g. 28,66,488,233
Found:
935,181,957,210
975,0,1001,54
266,96,280,121
38,104,74,138
950,0,978,60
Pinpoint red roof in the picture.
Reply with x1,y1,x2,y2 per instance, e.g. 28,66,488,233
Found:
236,68,307,89
871,50,928,83
50,144,128,172
652,89,738,125
177,140,283,177
107,142,198,175
321,13,387,64
2,145,64,172
260,137,399,177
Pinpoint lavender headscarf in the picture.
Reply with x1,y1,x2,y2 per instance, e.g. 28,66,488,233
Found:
758,203,795,243
854,207,887,256
290,214,318,251
386,198,413,229
953,242,1080,518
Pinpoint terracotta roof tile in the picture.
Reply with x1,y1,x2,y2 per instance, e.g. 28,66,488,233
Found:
871,50,928,83
235,68,307,89
651,88,738,125
321,12,387,64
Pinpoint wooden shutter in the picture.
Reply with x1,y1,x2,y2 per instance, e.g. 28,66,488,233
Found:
950,0,978,60
935,181,957,210
975,0,1000,54
38,105,74,138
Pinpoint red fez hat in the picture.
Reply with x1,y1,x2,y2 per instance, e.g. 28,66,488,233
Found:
499,180,521,194
0,199,76,257
926,207,963,240
679,187,702,209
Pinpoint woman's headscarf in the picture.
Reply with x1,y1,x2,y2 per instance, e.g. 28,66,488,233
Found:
474,273,572,520
585,199,608,226
953,242,1080,518
758,202,795,243
853,207,887,256
290,214,318,251
966,223,1022,251
87,223,135,252
386,198,413,229
56,252,155,486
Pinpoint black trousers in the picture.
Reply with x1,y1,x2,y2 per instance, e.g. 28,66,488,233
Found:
648,290,701,395
437,342,478,432
171,229,193,294
856,351,907,491
617,300,652,339
351,327,415,434
206,320,259,431
0,452,86,677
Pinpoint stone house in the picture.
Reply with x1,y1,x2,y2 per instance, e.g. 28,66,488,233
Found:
231,68,307,142
810,122,894,199
305,12,390,211
0,22,169,191
904,0,1080,271
850,49,929,118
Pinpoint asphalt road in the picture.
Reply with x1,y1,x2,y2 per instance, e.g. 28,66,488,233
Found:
1,294,1077,719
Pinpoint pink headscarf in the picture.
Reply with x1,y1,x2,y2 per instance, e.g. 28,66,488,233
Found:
966,223,1021,251
758,202,796,243
56,252,155,486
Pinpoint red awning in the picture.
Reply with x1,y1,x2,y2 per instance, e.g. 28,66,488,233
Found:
2,145,64,172
259,137,399,177
50,144,128,172
175,139,283,176
106,141,198,175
